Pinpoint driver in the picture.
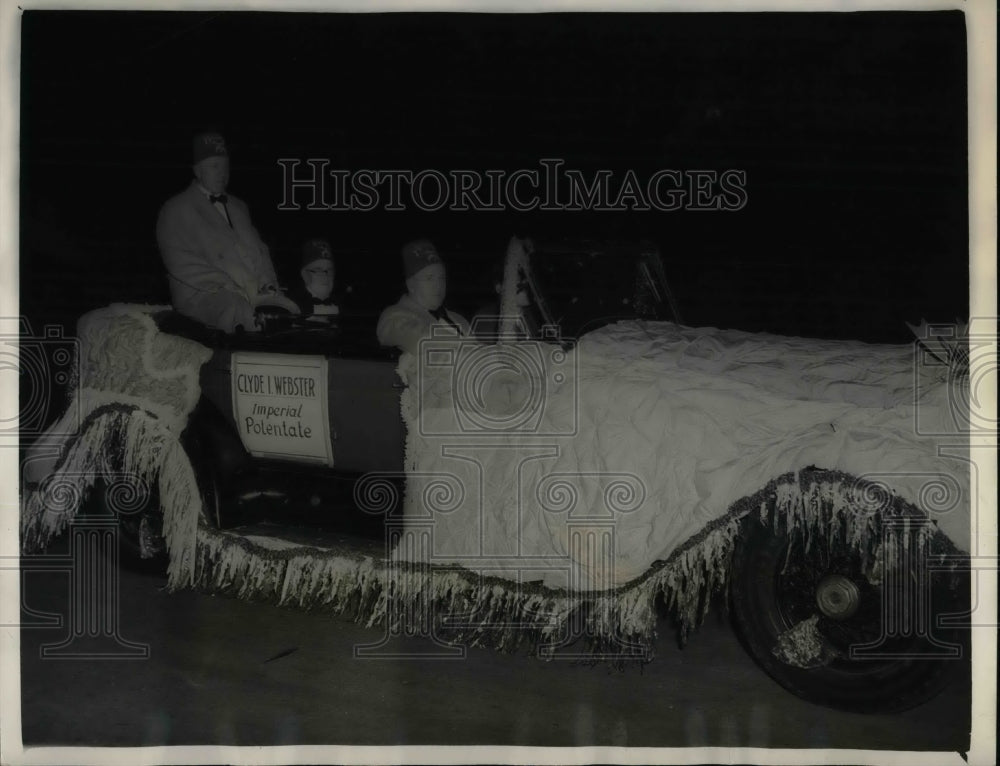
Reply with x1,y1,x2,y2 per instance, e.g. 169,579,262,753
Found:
156,132,283,333
376,239,470,354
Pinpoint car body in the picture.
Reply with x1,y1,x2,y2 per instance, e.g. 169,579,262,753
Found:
21,238,970,714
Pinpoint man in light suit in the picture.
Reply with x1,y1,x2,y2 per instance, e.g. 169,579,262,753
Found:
157,132,283,332
377,239,470,355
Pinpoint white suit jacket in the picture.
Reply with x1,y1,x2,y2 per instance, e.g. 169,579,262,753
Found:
156,181,278,331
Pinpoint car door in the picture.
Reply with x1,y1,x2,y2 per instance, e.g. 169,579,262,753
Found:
327,351,406,474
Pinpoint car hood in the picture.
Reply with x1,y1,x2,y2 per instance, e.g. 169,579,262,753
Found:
403,319,970,587
576,320,935,411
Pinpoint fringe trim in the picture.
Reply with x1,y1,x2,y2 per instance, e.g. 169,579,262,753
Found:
20,403,201,585
182,467,961,662
24,406,960,661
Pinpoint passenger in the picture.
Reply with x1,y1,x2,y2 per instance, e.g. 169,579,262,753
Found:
376,239,470,354
157,131,289,333
288,238,342,318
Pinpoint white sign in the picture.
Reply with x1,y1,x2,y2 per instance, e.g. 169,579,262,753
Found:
231,352,333,466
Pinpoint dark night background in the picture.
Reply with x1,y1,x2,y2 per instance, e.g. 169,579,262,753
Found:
19,10,968,346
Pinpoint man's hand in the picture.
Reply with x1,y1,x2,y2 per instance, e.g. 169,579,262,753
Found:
259,283,279,296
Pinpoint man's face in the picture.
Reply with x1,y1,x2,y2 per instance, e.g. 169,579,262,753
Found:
407,263,447,311
194,156,230,195
301,259,335,301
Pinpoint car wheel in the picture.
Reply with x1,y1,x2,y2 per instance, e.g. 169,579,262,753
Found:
96,475,169,575
97,443,222,575
729,511,967,713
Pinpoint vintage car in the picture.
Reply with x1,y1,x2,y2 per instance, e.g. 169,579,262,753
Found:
21,238,971,715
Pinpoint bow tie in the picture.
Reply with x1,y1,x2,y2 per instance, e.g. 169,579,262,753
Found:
430,305,464,334
209,194,228,205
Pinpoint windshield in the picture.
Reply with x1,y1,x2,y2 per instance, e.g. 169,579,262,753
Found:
526,242,681,338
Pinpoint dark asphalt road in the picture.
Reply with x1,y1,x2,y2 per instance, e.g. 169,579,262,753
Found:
18,537,971,754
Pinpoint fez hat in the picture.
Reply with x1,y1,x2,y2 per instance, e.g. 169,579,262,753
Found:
302,238,335,268
193,132,228,164
402,239,443,279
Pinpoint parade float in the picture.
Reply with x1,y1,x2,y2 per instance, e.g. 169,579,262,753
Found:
21,239,972,713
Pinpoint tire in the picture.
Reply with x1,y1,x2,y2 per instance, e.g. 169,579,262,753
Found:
97,442,221,576
95,476,169,575
730,512,967,713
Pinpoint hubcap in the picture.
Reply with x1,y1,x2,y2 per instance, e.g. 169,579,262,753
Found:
815,574,861,620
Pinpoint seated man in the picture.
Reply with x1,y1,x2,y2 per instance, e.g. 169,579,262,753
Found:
157,132,289,333
377,239,470,355
287,238,343,318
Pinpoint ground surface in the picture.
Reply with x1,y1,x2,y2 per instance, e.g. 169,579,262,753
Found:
17,534,972,755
